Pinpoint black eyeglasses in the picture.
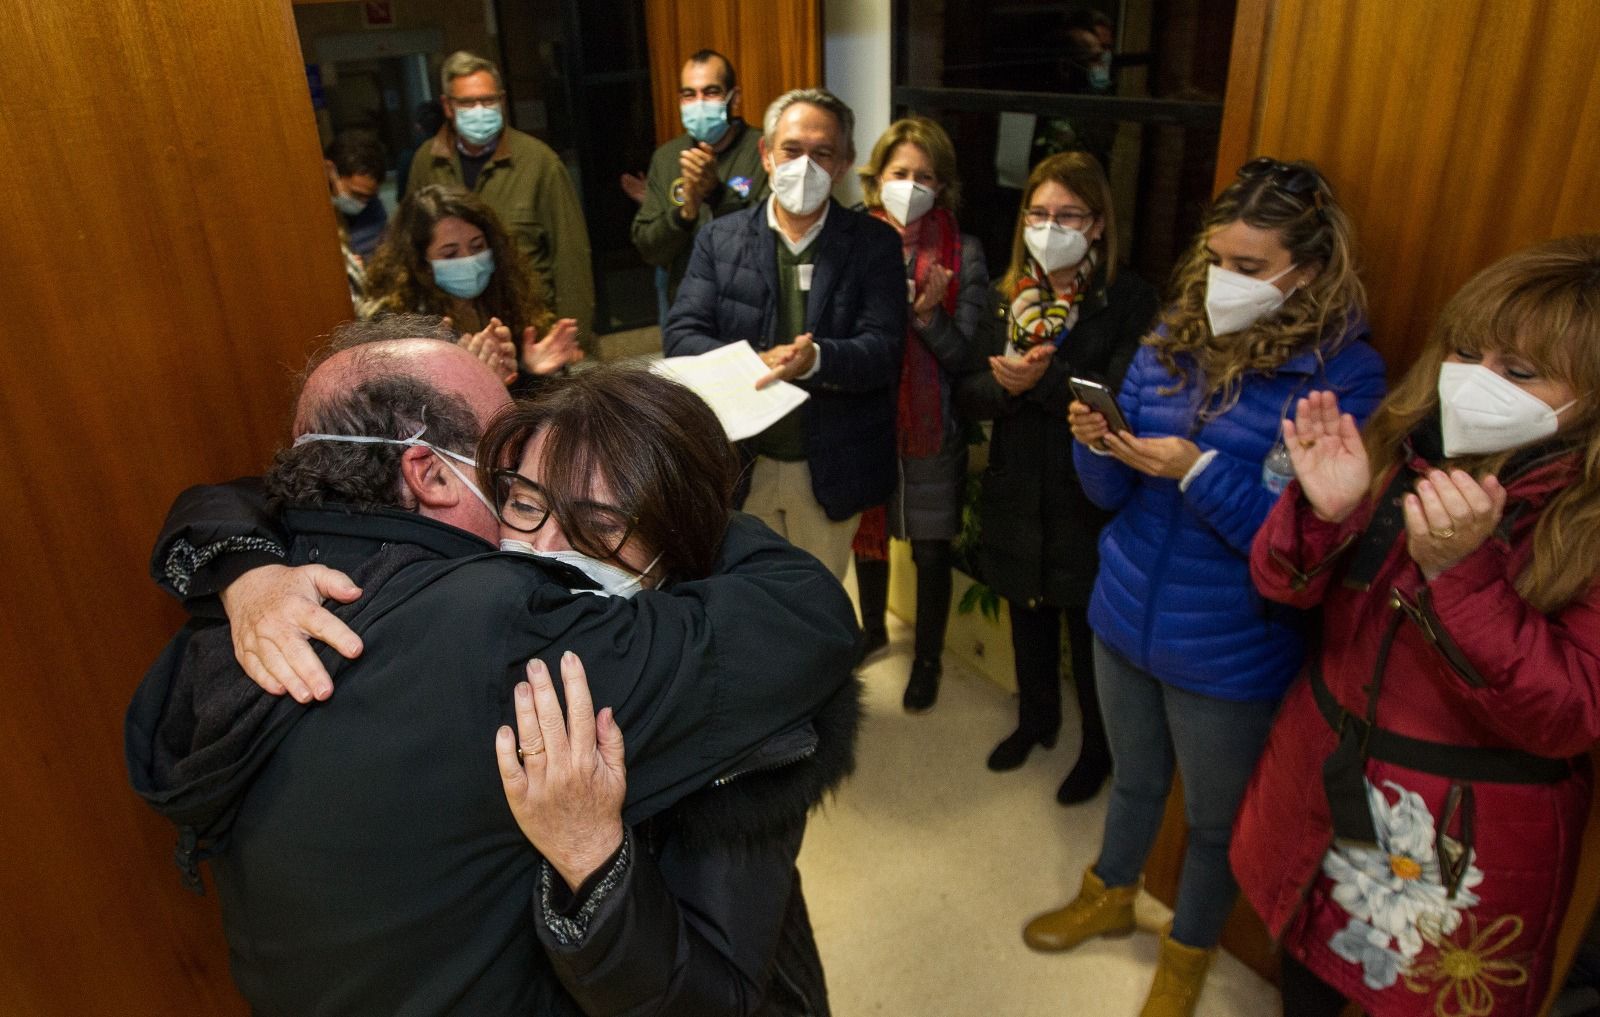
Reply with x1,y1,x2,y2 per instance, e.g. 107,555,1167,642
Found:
492,469,636,558
1237,157,1327,216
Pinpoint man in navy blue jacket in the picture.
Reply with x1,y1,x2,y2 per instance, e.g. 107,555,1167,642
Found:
663,87,904,581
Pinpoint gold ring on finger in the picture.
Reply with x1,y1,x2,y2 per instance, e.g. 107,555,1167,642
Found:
517,743,545,762
1429,526,1456,540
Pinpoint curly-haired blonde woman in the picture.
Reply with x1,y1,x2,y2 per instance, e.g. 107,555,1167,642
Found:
1025,158,1388,1016
363,184,580,393
1235,235,1600,1017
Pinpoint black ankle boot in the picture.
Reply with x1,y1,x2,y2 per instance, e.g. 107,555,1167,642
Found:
986,728,1056,772
1055,751,1111,804
902,657,941,714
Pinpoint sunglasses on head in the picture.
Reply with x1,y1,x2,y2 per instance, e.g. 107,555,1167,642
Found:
1237,157,1327,216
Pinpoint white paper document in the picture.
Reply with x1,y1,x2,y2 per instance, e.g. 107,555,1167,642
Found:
651,341,809,443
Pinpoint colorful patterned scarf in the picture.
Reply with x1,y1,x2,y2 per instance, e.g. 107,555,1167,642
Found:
1005,249,1097,356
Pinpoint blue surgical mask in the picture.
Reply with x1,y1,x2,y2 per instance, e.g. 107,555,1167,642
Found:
430,248,495,299
680,98,730,145
454,105,503,146
332,191,368,216
499,540,661,599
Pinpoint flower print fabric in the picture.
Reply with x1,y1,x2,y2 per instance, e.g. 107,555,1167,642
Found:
1320,780,1487,996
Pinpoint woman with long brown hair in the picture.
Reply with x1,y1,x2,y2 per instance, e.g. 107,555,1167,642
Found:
363,184,581,393
1235,235,1600,1017
958,151,1158,798
1027,158,1387,1016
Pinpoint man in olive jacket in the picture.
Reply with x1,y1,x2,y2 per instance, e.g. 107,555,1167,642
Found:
408,51,596,350
632,49,766,309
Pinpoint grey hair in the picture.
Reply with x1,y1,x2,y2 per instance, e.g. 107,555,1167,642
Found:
440,51,504,94
763,88,856,160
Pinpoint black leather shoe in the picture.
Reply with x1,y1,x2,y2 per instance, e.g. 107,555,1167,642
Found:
902,658,941,714
986,728,1056,772
1055,754,1111,804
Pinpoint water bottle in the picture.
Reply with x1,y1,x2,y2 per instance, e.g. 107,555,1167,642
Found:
1261,441,1295,494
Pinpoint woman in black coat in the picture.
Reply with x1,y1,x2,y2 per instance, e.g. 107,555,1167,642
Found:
957,151,1158,802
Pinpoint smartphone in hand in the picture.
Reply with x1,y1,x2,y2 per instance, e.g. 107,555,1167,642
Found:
1069,377,1132,435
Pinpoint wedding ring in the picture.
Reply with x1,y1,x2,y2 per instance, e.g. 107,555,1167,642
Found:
1298,438,1317,450
517,744,545,762
1429,526,1456,540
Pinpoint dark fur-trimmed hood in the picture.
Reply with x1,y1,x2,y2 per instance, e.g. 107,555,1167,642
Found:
651,676,862,855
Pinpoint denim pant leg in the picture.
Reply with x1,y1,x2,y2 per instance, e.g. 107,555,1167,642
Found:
1091,635,1174,888
1163,682,1278,949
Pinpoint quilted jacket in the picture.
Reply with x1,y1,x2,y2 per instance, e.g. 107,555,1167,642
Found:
663,200,906,521
1073,319,1386,700
1233,446,1598,1016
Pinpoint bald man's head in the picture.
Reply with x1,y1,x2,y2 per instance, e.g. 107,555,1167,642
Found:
270,321,512,541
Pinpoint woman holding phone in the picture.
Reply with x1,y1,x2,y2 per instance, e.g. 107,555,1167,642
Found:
958,151,1158,801
1027,158,1386,1016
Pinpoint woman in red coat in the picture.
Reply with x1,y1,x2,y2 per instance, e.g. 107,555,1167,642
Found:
1233,235,1600,1016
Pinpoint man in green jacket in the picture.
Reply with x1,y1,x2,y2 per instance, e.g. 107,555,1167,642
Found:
632,49,767,313
407,51,597,352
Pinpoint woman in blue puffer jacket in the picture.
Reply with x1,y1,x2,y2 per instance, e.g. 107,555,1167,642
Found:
1018,159,1387,1017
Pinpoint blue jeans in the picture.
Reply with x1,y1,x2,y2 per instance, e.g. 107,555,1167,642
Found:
1090,635,1278,949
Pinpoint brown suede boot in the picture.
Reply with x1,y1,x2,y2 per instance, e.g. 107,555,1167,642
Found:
1138,932,1214,1017
1022,865,1138,952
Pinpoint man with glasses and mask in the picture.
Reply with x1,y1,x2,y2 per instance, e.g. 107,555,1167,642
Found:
663,88,904,584
407,51,596,352
128,315,857,1016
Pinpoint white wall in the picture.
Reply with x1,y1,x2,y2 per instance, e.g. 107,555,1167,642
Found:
823,0,892,206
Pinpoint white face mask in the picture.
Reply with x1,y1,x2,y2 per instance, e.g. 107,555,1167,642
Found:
1205,263,1296,336
499,540,661,599
879,179,936,227
1024,222,1091,274
1437,362,1577,457
770,155,833,216
292,424,496,517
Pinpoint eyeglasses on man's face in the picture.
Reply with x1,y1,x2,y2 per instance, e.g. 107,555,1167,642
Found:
449,92,504,110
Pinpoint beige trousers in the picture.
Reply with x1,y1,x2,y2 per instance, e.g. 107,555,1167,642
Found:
742,457,859,582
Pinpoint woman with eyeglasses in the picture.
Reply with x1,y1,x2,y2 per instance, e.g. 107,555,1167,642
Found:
849,116,990,713
958,151,1158,800
1234,237,1600,1017
362,184,582,393
1023,158,1387,1016
481,365,851,1016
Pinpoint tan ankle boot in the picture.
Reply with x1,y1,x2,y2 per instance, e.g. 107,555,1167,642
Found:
1022,865,1138,952
1139,933,1214,1017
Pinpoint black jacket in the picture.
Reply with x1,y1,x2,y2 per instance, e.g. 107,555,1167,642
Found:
535,679,860,1016
127,499,858,1017
956,272,1159,607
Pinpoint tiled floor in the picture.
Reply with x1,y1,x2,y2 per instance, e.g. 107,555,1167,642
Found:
796,616,1281,1016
